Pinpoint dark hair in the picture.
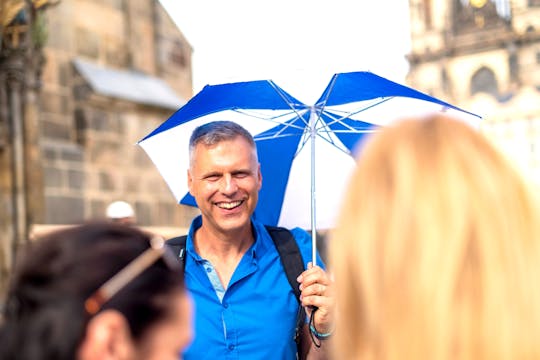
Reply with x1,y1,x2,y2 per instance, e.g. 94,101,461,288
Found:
189,121,256,164
0,222,184,360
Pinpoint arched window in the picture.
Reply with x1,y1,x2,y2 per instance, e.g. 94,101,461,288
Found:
470,67,499,97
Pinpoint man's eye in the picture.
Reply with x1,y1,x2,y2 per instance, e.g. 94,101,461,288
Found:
234,173,249,179
205,175,220,181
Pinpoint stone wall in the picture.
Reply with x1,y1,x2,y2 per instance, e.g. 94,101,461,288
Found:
34,0,198,228
1,1,198,297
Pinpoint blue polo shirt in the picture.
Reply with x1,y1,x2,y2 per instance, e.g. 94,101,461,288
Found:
182,216,323,359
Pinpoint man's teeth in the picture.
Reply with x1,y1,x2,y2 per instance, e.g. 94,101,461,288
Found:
217,201,242,209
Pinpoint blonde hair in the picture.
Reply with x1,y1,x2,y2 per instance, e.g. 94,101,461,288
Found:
329,114,540,360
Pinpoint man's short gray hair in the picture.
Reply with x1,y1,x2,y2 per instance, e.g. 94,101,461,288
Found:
189,121,257,164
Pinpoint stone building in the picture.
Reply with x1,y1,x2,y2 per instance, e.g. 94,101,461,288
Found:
0,0,197,295
406,0,540,182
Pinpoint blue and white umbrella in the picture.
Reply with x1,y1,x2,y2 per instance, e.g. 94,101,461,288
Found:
138,71,481,264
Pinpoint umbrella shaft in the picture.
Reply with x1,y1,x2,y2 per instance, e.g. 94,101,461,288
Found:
310,108,317,266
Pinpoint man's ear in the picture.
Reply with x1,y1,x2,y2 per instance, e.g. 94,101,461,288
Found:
257,163,262,191
187,169,194,195
77,310,134,360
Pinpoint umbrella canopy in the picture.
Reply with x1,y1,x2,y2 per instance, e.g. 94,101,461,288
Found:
138,71,481,263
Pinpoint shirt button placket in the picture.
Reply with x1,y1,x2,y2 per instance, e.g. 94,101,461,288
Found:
222,301,237,357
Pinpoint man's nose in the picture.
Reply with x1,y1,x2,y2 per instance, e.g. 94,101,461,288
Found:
220,175,238,194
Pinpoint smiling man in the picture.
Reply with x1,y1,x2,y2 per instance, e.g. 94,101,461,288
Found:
182,121,334,359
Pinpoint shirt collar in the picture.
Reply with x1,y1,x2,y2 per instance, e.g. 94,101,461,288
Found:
186,215,273,261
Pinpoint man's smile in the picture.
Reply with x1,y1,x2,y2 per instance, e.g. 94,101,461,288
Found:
215,200,243,210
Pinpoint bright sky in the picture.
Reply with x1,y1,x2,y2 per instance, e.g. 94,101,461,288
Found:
159,0,411,104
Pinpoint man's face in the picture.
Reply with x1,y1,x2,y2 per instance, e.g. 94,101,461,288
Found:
187,136,262,235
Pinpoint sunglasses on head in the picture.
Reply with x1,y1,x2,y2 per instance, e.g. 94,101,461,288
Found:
84,235,179,315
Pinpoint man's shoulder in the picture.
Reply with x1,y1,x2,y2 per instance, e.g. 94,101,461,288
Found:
268,226,310,243
288,227,312,245
288,226,310,237
252,218,308,237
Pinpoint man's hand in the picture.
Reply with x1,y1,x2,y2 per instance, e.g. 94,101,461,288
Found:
297,262,335,335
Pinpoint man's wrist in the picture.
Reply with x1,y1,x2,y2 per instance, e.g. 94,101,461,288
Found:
309,323,334,340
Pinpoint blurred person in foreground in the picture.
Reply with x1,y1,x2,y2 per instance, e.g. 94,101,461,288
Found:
0,222,193,360
329,114,540,359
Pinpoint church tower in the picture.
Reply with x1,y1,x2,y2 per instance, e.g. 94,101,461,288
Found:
406,0,540,104
406,0,540,182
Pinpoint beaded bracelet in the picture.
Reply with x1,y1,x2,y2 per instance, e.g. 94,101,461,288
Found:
308,308,333,347
309,323,333,340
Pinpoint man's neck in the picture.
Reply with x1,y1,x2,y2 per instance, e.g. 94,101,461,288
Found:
194,224,255,289
194,224,254,261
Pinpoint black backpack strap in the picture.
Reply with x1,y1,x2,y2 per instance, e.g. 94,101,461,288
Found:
264,225,306,350
165,235,187,269
264,226,304,301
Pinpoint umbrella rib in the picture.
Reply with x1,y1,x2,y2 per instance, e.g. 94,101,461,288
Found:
272,110,310,138
314,117,342,148
321,97,395,129
267,81,311,127
233,109,309,139
255,133,302,141
314,74,339,112
233,109,300,125
248,92,391,157
322,112,373,133
295,128,356,157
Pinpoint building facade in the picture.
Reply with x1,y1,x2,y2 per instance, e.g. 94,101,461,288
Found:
407,0,540,182
0,0,197,295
